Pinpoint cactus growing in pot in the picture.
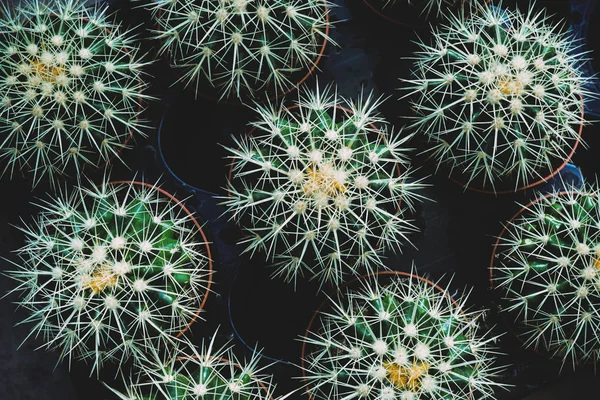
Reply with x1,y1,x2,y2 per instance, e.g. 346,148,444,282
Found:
106,331,289,400
5,177,213,375
491,186,600,369
137,0,332,101
403,3,590,193
222,83,428,289
0,0,152,187
300,270,506,400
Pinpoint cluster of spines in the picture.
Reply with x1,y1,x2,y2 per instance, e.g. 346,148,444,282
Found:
0,0,151,187
107,332,285,400
300,271,505,400
139,0,332,100
403,3,590,192
493,186,600,369
222,83,428,288
6,178,212,375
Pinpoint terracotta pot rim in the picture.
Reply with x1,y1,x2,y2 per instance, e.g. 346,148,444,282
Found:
157,2,331,105
106,180,214,338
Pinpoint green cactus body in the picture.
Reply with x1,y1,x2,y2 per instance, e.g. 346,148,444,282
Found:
140,0,331,100
108,334,280,400
404,5,588,192
0,0,151,187
222,83,427,288
301,272,503,399
7,180,212,374
493,188,600,368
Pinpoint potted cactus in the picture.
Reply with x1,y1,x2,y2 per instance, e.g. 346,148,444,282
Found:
6,177,213,375
300,269,507,399
491,186,600,369
106,331,292,400
221,82,428,289
0,0,152,188
403,3,590,194
136,0,333,102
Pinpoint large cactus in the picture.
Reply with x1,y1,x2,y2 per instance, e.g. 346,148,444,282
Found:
492,186,600,369
137,0,332,101
300,271,505,399
222,83,428,288
0,0,151,187
6,178,213,375
403,4,589,192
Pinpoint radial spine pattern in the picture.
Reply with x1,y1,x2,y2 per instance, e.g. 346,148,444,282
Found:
493,186,600,369
0,0,151,187
404,4,589,191
301,272,505,400
223,83,427,288
7,179,212,374
140,0,332,100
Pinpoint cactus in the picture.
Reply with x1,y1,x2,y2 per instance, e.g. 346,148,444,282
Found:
106,332,286,400
0,0,152,187
6,178,213,375
492,186,600,369
222,83,428,288
137,0,332,101
300,271,505,400
403,4,590,192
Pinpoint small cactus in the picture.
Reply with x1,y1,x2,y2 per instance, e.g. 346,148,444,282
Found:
137,0,332,101
107,332,286,400
6,178,212,375
222,83,428,288
403,4,590,192
300,271,505,400
0,0,152,187
492,186,600,369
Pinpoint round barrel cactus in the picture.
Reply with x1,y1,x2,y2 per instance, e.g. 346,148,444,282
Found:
492,187,600,368
6,179,213,375
107,332,285,400
403,4,589,192
138,0,332,101
301,271,505,400
0,0,151,187
222,83,428,288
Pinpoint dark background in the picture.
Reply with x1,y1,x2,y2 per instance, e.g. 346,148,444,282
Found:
1,0,599,399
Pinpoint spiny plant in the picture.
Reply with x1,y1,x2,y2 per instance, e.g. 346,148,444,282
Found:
106,331,291,400
366,0,480,19
0,0,152,187
222,82,428,289
403,3,591,192
6,177,213,375
300,271,506,400
137,0,332,101
492,185,600,369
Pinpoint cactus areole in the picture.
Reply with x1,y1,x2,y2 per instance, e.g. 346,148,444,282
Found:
491,189,600,368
